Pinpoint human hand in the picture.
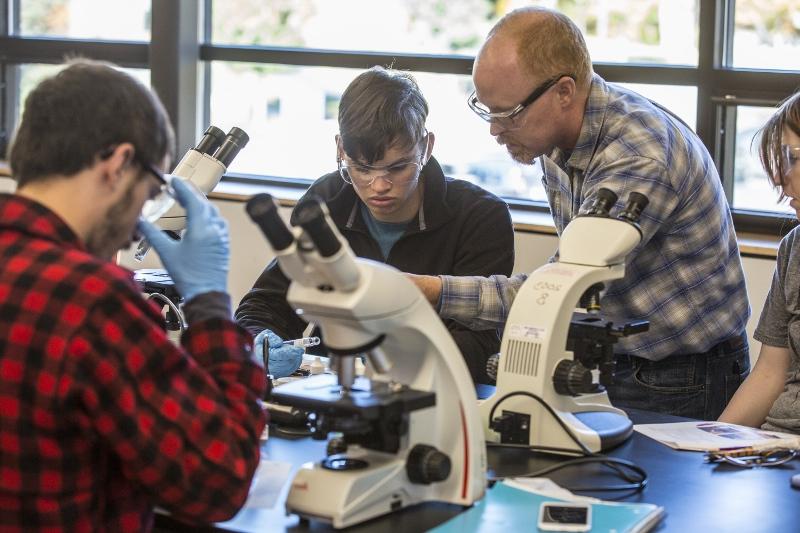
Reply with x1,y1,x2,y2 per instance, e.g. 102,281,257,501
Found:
138,178,229,303
254,329,304,378
406,273,443,305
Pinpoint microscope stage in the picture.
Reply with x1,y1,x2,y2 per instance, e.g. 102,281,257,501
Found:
271,375,435,419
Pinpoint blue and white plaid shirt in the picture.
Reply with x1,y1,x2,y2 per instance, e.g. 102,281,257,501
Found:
440,74,749,361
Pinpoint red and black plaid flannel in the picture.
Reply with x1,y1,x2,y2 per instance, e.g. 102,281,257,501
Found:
0,195,267,531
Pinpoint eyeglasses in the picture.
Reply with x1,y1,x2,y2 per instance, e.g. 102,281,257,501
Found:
781,144,800,176
134,157,177,223
705,447,798,468
468,74,574,128
99,146,174,223
337,135,429,188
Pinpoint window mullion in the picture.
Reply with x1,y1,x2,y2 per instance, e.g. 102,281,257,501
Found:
150,0,201,159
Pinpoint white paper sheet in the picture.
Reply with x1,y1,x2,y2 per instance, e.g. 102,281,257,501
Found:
634,421,800,451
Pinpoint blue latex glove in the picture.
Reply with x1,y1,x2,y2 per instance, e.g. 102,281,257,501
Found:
138,178,229,304
254,329,303,378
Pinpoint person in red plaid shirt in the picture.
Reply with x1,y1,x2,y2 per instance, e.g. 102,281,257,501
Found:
0,60,267,531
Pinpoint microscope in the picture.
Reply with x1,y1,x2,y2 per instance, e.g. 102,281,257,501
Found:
481,188,650,454
133,125,249,338
246,194,486,529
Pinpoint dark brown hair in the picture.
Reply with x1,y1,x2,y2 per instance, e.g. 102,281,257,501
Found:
338,66,428,164
758,91,800,191
8,58,175,186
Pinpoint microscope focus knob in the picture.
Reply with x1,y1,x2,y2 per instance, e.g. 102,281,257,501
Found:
553,359,593,396
406,444,451,484
326,435,347,456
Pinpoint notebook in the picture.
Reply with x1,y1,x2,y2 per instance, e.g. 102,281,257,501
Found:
431,479,664,533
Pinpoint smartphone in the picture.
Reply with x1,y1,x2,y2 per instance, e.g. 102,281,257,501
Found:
537,501,592,532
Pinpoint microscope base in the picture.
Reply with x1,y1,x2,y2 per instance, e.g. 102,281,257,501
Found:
573,411,633,451
286,450,427,529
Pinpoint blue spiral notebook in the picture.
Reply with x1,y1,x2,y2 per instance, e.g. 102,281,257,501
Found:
432,480,664,533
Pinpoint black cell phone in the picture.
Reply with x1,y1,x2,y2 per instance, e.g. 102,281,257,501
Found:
537,502,591,532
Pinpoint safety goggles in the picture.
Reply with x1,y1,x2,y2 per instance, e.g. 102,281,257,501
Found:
780,144,800,176
337,134,429,188
338,159,424,188
467,74,574,128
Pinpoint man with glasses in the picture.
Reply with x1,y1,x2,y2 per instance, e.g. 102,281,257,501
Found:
1,60,266,530
236,66,514,384
412,7,750,420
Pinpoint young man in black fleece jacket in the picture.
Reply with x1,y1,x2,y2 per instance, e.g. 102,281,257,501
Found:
235,66,514,384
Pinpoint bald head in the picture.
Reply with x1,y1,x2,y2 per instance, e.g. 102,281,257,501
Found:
477,7,593,91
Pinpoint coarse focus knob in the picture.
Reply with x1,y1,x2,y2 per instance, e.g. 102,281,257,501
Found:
553,359,594,396
406,444,451,484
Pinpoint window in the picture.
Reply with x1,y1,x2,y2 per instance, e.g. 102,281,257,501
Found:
555,0,699,66
18,0,151,40
209,61,543,200
210,0,699,65
207,0,704,205
732,106,791,215
731,0,799,71
1,0,798,233
16,64,150,124
0,0,153,156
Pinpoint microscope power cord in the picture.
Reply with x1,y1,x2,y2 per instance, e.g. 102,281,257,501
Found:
486,390,648,492
147,292,187,331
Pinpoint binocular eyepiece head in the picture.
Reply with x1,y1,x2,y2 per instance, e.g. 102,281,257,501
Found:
586,188,649,224
193,125,250,168
618,192,649,224
214,127,249,167
195,125,226,156
586,188,618,217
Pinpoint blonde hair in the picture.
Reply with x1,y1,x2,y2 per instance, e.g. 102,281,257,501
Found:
490,7,593,89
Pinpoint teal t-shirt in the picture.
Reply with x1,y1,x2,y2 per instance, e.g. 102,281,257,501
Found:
360,203,412,260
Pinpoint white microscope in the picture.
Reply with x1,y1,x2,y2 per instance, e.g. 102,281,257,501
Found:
134,125,249,335
481,188,650,454
246,194,486,529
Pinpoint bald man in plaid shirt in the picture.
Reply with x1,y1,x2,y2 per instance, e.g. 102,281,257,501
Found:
0,60,266,531
413,8,750,421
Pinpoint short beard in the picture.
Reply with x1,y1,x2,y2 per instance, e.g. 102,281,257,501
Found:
505,144,537,166
85,178,137,260
498,134,537,166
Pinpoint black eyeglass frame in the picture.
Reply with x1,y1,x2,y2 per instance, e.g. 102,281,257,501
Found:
467,73,575,123
135,157,167,186
98,145,167,186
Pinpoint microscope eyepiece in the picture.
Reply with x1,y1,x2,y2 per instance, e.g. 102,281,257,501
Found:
213,127,250,168
294,197,341,258
246,193,295,251
194,125,226,155
586,188,618,217
618,192,650,224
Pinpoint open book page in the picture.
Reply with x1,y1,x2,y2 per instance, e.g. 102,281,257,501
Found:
634,421,800,452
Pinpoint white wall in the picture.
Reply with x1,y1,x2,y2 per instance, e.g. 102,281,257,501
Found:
119,197,777,364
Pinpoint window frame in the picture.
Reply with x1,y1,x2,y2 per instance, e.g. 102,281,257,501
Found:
0,0,797,234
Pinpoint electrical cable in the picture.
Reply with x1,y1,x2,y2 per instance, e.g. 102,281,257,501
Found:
486,390,648,492
147,292,186,331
